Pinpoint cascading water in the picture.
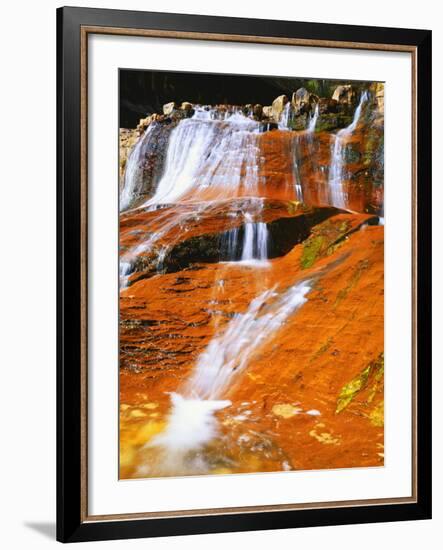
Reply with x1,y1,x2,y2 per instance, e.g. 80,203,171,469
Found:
120,83,385,480
328,91,369,208
120,124,156,211
307,103,319,132
145,280,311,474
291,136,303,201
278,102,291,130
143,109,261,206
240,214,269,263
120,109,264,286
292,103,319,204
121,96,374,287
221,210,269,265
186,280,311,399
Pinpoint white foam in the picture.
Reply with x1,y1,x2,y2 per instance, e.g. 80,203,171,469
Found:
149,393,231,453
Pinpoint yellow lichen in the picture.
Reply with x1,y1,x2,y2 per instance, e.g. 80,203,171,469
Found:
130,409,147,418
336,366,371,413
141,402,159,410
272,404,302,418
309,424,340,445
369,401,384,427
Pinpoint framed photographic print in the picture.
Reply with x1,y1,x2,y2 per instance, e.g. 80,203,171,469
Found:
57,6,432,543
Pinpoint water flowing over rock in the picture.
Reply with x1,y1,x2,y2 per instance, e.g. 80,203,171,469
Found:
185,280,312,400
272,94,289,122
120,121,177,211
222,210,269,265
144,110,261,206
278,102,292,130
328,91,369,208
307,103,319,132
119,83,385,478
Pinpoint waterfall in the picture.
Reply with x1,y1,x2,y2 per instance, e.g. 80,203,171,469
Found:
328,91,368,208
119,260,133,289
143,109,261,206
221,226,240,261
278,102,291,130
186,280,311,399
120,124,156,211
291,135,303,201
307,103,319,132
241,218,268,263
221,206,269,265
146,280,311,472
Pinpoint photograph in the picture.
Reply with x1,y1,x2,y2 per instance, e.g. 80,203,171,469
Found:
118,69,385,479
0,0,435,545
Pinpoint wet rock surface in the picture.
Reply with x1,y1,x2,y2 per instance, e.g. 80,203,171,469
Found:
119,84,384,479
120,211,383,477
120,201,345,284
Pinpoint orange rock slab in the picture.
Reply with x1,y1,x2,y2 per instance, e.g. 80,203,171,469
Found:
119,210,384,479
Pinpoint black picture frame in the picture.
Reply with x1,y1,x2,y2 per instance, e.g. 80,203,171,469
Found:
57,6,432,543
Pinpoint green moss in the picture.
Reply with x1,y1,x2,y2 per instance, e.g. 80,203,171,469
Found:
288,114,308,131
336,353,384,414
300,235,325,269
315,114,354,132
300,218,351,270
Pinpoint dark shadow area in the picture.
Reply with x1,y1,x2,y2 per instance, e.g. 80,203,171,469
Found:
24,522,56,540
120,68,371,128
127,206,342,286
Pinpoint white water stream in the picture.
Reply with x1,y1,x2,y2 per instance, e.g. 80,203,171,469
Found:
120,124,156,211
328,91,368,208
278,102,291,130
307,103,319,133
145,280,312,473
222,210,269,265
143,109,261,205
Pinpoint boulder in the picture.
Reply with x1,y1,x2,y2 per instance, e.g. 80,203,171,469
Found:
163,101,177,115
137,116,151,135
318,97,338,115
332,85,356,105
137,113,163,135
180,101,193,111
262,105,273,119
309,93,320,107
253,104,263,118
272,95,289,121
292,88,310,113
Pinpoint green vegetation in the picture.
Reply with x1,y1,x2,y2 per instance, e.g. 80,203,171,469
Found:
336,353,384,414
300,235,326,269
300,218,351,269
